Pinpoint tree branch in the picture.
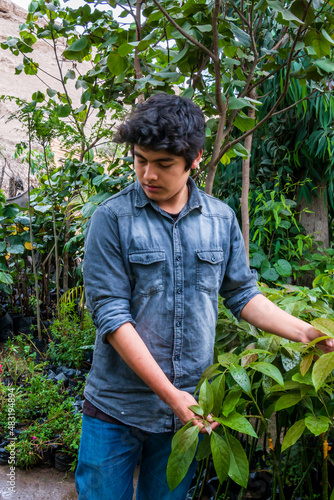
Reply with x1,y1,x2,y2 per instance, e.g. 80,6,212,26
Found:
151,0,216,60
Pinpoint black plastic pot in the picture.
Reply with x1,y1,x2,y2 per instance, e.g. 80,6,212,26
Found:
12,315,33,335
41,444,59,467
0,328,13,342
0,313,13,331
54,451,73,472
0,447,10,465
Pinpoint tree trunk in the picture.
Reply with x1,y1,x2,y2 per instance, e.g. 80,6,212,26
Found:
298,179,329,248
62,212,71,294
240,90,257,264
297,179,329,287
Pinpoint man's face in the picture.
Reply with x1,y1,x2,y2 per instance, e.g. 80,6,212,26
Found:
134,145,202,213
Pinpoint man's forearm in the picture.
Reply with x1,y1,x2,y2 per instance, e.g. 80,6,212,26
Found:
105,322,210,428
106,322,178,405
240,294,334,348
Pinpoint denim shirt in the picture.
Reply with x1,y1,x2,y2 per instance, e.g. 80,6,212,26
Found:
83,178,260,433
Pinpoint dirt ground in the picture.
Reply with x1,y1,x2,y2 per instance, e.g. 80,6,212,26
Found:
0,465,78,500
0,465,139,499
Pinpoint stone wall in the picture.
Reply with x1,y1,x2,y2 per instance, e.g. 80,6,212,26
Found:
0,0,94,197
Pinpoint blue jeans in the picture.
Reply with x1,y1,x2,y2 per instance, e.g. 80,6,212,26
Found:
75,415,198,500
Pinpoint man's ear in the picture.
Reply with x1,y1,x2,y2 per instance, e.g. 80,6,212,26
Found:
191,150,203,170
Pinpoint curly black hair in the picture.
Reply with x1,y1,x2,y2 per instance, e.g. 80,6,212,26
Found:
113,93,206,170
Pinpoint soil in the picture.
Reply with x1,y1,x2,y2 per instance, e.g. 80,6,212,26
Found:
0,465,78,500
0,465,139,499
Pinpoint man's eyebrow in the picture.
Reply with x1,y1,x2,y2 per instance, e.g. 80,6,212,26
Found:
134,151,174,162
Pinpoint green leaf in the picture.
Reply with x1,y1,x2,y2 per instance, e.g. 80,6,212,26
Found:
312,351,334,391
222,388,242,417
229,364,251,394
194,363,221,394
267,1,303,23
261,267,279,281
188,405,204,417
249,252,266,268
65,37,88,53
57,104,71,117
229,97,254,110
118,42,136,57
227,434,249,488
281,419,305,452
230,23,251,47
7,244,25,255
311,318,334,337
199,379,214,415
305,335,331,349
2,207,19,220
28,1,38,13
321,29,334,45
47,88,57,97
167,425,198,491
315,59,334,73
211,374,225,416
33,204,52,213
300,352,314,376
305,415,331,436
171,45,188,64
65,69,76,80
275,393,302,411
107,53,128,76
251,362,284,386
305,30,330,58
234,112,256,132
211,432,230,484
232,143,250,158
216,412,258,438
179,425,199,453
0,272,13,285
196,434,211,460
181,87,194,99
274,259,292,277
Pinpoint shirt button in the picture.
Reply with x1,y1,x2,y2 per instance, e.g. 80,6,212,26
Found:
174,355,179,361
211,256,216,262
176,321,181,327
176,256,181,261
177,288,182,294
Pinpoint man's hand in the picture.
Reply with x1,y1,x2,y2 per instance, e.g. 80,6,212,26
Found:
301,325,334,354
166,388,219,434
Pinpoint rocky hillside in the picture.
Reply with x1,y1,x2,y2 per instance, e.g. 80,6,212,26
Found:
0,0,92,197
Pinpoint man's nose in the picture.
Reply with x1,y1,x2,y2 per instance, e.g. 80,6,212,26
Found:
143,163,158,180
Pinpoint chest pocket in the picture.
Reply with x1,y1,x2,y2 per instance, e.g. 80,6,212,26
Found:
128,250,166,296
196,249,224,294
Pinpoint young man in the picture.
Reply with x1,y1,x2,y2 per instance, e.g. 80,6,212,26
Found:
75,94,333,500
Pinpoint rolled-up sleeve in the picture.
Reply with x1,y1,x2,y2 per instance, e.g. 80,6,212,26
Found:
83,205,135,344
219,212,261,319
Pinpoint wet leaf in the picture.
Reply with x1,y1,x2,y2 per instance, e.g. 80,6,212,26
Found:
199,379,214,416
300,352,314,376
312,351,334,391
211,432,229,484
216,411,258,438
229,364,251,394
275,393,302,411
281,419,305,452
227,434,249,488
251,362,284,386
222,388,242,417
305,415,331,436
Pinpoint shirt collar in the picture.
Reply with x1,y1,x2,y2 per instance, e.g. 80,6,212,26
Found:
134,177,202,213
